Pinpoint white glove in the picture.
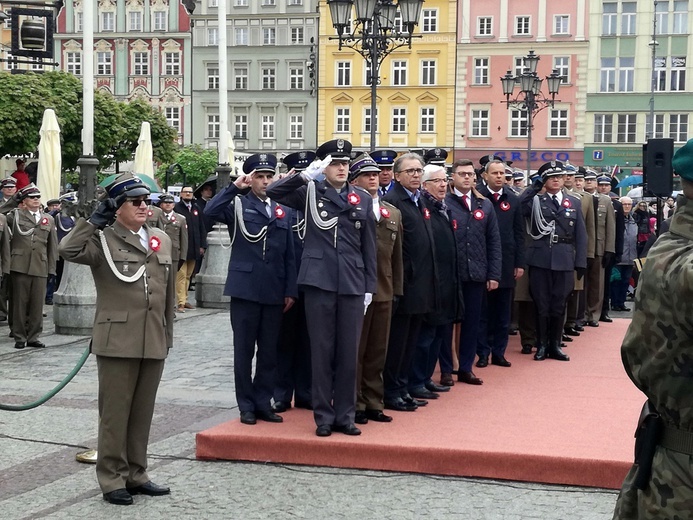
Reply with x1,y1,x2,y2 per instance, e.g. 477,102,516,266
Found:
364,292,373,315
302,155,332,181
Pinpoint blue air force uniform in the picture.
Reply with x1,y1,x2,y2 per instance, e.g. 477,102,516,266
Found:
204,153,298,416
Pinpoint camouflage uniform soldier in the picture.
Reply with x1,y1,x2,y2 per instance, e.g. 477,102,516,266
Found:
613,139,693,519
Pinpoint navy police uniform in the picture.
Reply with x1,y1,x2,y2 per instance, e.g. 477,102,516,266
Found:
374,149,397,196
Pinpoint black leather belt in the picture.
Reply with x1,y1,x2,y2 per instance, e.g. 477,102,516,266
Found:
551,235,573,244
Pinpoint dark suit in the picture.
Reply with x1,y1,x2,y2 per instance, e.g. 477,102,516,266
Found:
205,185,297,413
174,199,208,306
268,174,377,428
382,182,436,402
602,198,625,314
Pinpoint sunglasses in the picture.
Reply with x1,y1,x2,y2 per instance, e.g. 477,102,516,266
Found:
126,197,151,206
26,194,41,199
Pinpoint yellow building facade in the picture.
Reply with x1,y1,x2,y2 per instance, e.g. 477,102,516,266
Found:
317,0,457,153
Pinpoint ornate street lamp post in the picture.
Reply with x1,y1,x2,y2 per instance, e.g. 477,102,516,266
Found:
327,0,424,151
500,50,563,176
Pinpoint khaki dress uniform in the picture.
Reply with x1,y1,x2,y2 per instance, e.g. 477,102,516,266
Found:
59,219,175,494
565,188,596,329
585,192,616,322
161,211,188,268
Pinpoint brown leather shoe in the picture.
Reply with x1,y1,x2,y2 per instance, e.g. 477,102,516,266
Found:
458,370,483,385
184,302,195,309
440,373,454,386
176,305,185,313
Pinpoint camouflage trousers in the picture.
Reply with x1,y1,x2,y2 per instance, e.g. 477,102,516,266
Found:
613,446,693,519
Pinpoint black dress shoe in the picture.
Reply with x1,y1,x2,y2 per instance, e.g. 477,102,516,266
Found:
316,425,332,437
402,394,427,407
599,314,613,323
534,345,547,361
271,401,291,413
458,371,483,385
355,410,369,424
562,334,573,342
127,481,170,496
14,342,25,349
491,356,511,367
586,320,599,327
425,381,450,393
574,324,585,331
508,328,518,336
564,326,581,337
240,411,257,425
365,409,393,422
547,344,570,362
256,410,283,423
521,344,533,354
612,305,630,312
294,400,313,410
27,340,46,348
409,387,439,400
384,398,417,412
103,488,133,505
333,423,361,436
476,355,489,368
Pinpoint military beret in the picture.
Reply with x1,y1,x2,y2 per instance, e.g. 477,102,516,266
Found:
537,161,565,178
0,177,17,188
597,175,612,185
672,138,693,182
348,153,381,183
372,149,397,167
316,139,352,161
16,183,41,200
105,173,151,200
424,148,448,166
158,194,175,204
243,153,277,174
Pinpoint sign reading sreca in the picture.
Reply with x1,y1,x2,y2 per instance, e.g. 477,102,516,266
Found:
492,151,572,163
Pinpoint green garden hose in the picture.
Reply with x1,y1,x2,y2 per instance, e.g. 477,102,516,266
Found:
0,345,90,411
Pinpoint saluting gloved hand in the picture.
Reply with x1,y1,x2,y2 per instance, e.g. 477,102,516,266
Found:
602,252,615,268
302,155,332,181
364,292,373,315
575,267,586,281
89,198,118,229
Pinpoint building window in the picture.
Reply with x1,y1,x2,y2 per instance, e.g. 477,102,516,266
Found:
420,107,435,133
554,57,569,83
392,60,407,86
515,16,530,35
602,3,617,36
510,109,528,137
234,114,248,139
422,9,437,32
393,11,403,32
618,57,634,92
291,27,304,44
288,0,302,5
208,28,219,46
75,11,83,32
234,65,248,89
471,109,489,137
421,60,436,85
289,66,304,90
554,15,569,34
208,114,220,138
474,57,489,85
673,1,688,34
670,114,688,142
337,61,351,86
600,57,616,92
392,108,406,132
594,114,613,143
165,107,180,132
263,27,276,45
656,1,669,34
234,0,249,5
262,66,276,90
336,107,350,132
364,107,377,133
97,52,112,75
128,11,142,31
5,53,17,71
207,66,219,89
153,11,167,31
133,52,149,75
617,114,637,143
654,57,666,91
289,114,303,139
646,113,666,139
66,52,81,75
101,11,115,32
164,52,180,75
671,57,686,91
621,2,636,35
477,16,492,36
550,109,569,137
262,0,276,5
262,115,275,139
30,56,43,71
235,27,248,45
209,0,218,6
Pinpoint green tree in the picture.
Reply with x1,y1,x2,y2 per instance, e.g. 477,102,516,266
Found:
157,144,219,189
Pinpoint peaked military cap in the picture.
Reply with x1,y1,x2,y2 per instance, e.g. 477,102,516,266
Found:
283,151,316,172
104,173,150,200
372,149,397,167
574,166,586,179
537,161,565,178
597,174,612,185
424,148,448,166
583,168,598,180
479,154,513,168
316,139,352,161
513,170,525,180
158,194,175,204
243,153,277,174
348,153,381,182
1,177,16,189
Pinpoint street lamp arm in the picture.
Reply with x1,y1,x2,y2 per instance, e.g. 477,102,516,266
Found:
328,32,422,68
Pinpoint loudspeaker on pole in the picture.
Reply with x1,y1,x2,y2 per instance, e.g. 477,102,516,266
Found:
644,138,674,197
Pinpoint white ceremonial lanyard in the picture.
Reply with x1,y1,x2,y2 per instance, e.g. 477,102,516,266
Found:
230,197,269,259
99,230,147,284
12,209,36,237
527,195,556,242
302,181,339,247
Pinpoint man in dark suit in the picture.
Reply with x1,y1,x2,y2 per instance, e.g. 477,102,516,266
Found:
349,153,403,424
598,176,625,321
382,152,437,412
204,153,297,426
267,139,377,437
520,161,588,362
476,159,525,368
174,186,207,311
59,173,175,505
272,151,316,413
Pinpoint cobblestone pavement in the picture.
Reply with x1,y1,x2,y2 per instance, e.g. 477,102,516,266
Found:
0,298,624,519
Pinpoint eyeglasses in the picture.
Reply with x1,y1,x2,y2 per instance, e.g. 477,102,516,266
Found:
26,194,41,199
181,190,193,194
126,197,151,206
399,168,423,176
425,178,448,184
454,171,475,178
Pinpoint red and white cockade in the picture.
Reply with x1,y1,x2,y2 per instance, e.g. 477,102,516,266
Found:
500,201,511,211
347,192,360,206
473,209,485,220
380,207,390,219
275,206,286,219
149,236,161,252
423,208,431,219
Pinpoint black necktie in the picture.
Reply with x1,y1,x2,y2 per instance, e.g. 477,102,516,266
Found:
552,195,560,210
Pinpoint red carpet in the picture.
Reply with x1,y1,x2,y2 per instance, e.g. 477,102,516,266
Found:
196,319,643,489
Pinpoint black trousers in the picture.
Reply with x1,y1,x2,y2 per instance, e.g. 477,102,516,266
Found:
528,267,574,318
274,293,311,405
383,313,423,401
